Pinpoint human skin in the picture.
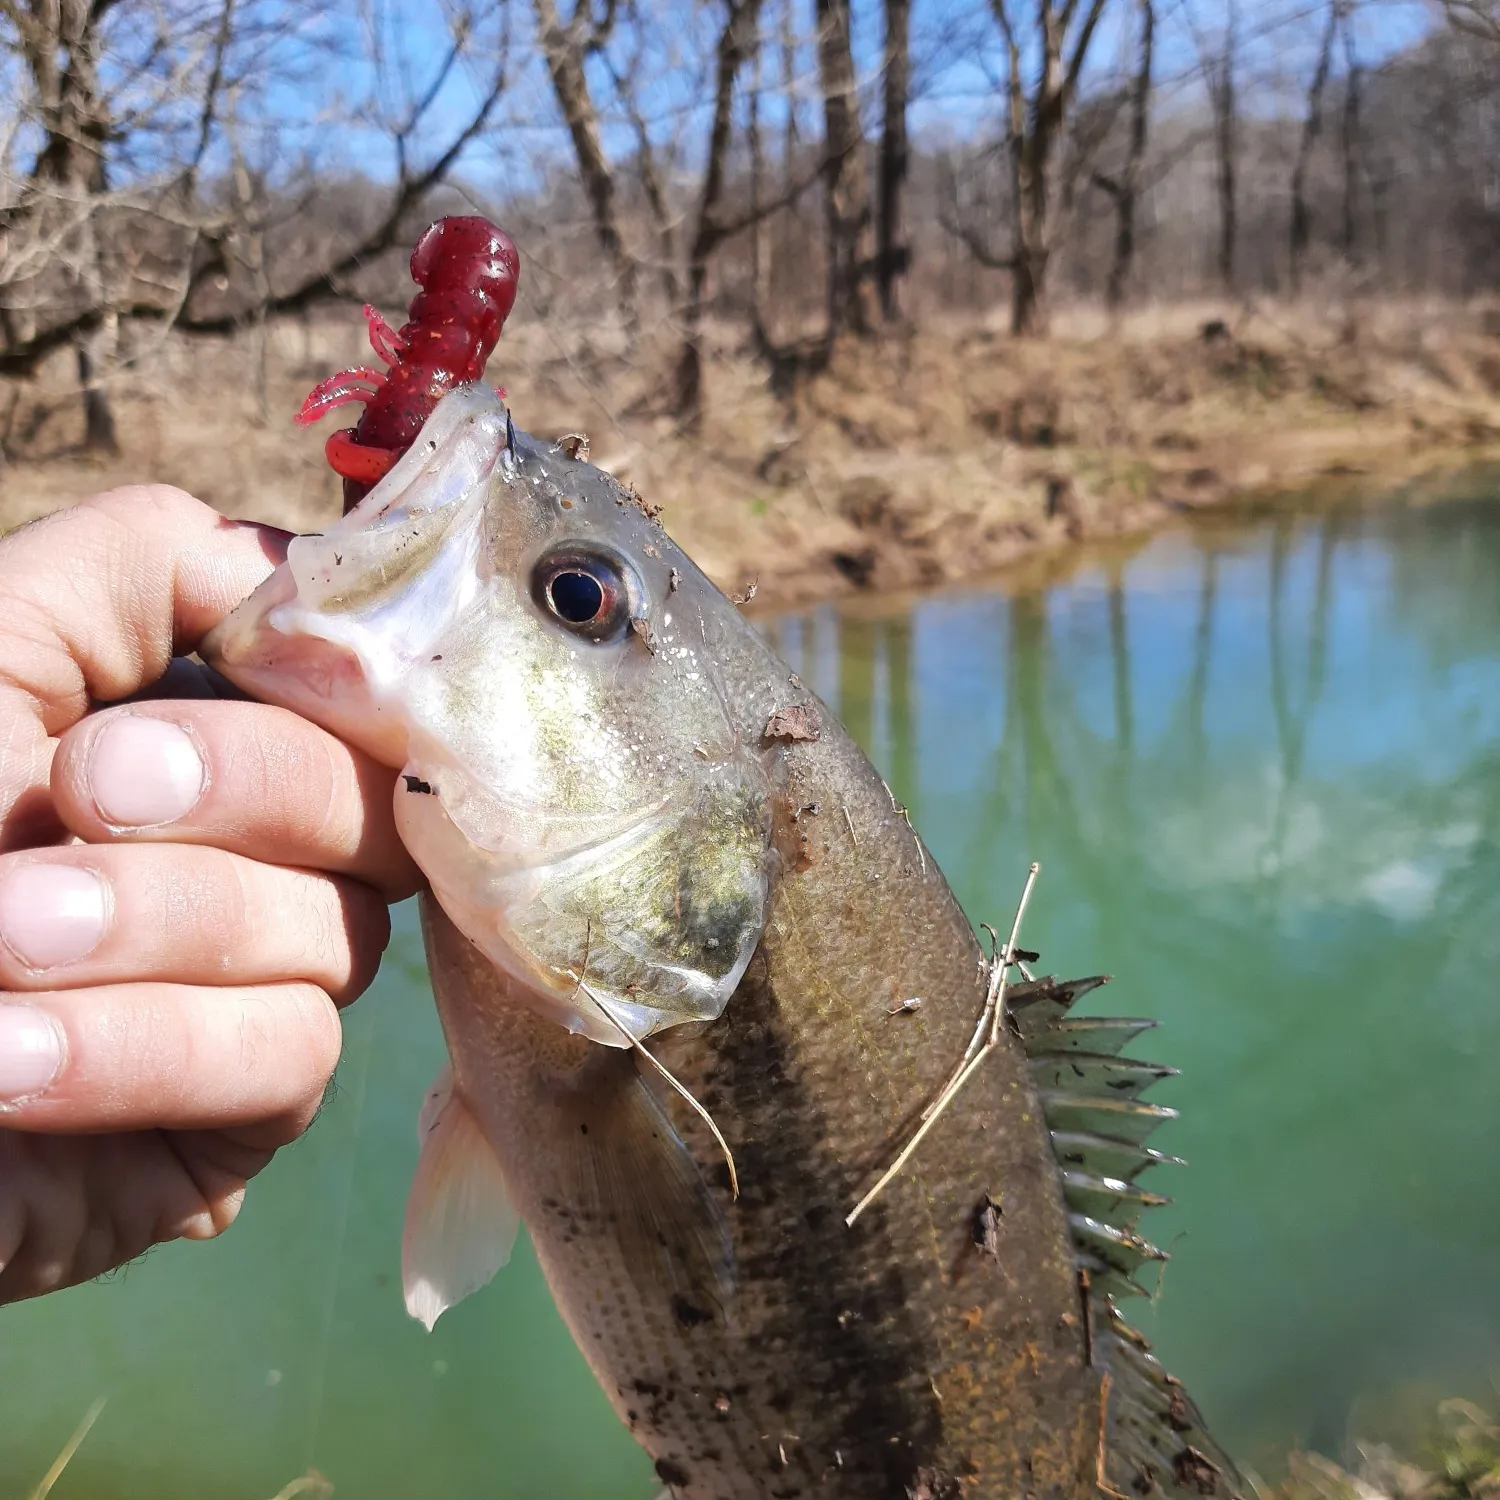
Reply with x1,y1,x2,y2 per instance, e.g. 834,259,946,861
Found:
0,485,421,1305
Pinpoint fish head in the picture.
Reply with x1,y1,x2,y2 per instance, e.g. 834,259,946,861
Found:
204,385,777,1044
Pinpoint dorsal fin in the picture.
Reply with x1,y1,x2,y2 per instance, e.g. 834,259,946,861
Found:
1011,973,1246,1499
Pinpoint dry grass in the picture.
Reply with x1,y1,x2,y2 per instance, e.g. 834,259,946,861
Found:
1264,1399,1500,1500
5,294,1500,608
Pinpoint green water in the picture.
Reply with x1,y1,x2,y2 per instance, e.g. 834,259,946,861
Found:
6,491,1500,1495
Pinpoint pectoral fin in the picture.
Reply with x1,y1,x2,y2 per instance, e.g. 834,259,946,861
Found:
402,1062,520,1331
553,1051,736,1323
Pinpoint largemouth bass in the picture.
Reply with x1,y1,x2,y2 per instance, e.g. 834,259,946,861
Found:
204,384,1242,1500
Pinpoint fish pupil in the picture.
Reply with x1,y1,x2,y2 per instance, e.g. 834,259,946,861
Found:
549,569,605,623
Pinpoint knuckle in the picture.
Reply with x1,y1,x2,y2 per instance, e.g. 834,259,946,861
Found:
286,983,342,1083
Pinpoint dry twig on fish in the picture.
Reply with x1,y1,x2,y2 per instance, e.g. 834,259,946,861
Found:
845,862,1042,1227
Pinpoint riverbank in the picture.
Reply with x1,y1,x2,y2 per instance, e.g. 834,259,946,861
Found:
1267,1397,1500,1500
4,297,1500,606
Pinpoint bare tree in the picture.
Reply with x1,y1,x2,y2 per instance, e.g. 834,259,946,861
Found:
989,0,1112,333
1,1,513,391
0,0,197,450
815,0,874,339
1093,0,1154,310
673,0,764,427
605,24,679,308
748,14,771,320
533,0,638,318
877,0,912,322
1339,13,1361,262
1289,0,1343,290
1189,0,1239,292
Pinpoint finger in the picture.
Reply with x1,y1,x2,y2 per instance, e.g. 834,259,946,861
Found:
0,486,289,851
0,982,340,1138
0,1126,278,1304
51,701,422,900
0,846,390,1004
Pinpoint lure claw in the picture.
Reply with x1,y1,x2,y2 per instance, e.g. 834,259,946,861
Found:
364,304,408,366
295,366,387,427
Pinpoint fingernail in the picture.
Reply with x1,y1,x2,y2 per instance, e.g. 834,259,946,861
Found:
89,714,205,827
0,864,108,971
0,1005,65,1103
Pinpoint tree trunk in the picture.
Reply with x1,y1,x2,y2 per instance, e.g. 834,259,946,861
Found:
877,0,912,323
18,0,121,450
76,330,118,454
1204,0,1239,293
815,0,875,343
749,18,771,321
1340,15,1361,264
1104,0,1154,312
620,83,678,308
992,0,1109,336
674,0,765,430
533,0,638,321
1290,0,1341,292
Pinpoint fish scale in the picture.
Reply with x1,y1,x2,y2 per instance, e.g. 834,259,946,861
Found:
204,385,1246,1500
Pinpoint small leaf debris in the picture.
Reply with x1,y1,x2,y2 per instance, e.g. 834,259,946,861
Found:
972,1194,1003,1260
763,703,822,745
1172,1445,1222,1496
556,432,590,461
626,484,662,521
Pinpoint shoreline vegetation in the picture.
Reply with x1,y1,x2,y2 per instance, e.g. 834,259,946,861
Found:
24,1397,1500,1499
3,297,1500,611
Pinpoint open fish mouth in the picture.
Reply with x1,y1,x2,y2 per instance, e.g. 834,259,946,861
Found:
203,385,512,769
203,384,777,1047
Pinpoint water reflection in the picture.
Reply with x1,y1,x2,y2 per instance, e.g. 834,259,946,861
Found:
769,494,1500,1472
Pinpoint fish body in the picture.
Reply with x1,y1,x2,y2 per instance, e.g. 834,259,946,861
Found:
204,385,1241,1500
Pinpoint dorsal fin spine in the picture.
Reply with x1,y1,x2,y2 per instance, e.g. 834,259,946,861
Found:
1013,972,1245,1498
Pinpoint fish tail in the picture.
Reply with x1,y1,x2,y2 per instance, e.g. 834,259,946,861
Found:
1011,975,1246,1500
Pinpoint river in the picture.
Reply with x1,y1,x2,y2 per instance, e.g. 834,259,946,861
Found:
5,482,1500,1496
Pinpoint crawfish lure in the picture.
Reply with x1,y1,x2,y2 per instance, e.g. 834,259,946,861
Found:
296,215,520,511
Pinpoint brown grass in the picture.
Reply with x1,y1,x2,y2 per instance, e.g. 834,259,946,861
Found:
1264,1398,1500,1500
5,295,1500,608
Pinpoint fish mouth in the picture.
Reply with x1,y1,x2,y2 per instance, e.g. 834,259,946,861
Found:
202,385,511,767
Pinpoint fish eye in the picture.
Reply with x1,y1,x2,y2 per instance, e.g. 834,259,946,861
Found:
532,546,635,642
550,570,603,622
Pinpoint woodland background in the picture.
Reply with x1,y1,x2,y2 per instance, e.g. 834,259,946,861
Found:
4,0,1500,602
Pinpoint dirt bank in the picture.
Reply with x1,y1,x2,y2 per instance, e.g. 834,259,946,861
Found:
4,297,1500,608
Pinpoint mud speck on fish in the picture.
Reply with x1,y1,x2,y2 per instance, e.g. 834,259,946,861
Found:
764,704,822,744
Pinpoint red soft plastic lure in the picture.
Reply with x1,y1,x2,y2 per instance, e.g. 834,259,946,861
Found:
295,216,521,512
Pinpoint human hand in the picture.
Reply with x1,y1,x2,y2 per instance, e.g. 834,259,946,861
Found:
0,485,422,1304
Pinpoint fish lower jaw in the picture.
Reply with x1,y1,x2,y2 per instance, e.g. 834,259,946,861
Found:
468,930,696,1047
506,969,674,1049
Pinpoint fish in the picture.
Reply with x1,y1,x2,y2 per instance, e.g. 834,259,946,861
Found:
202,382,1244,1500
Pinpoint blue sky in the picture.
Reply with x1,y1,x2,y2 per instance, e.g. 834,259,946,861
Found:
37,0,1449,200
